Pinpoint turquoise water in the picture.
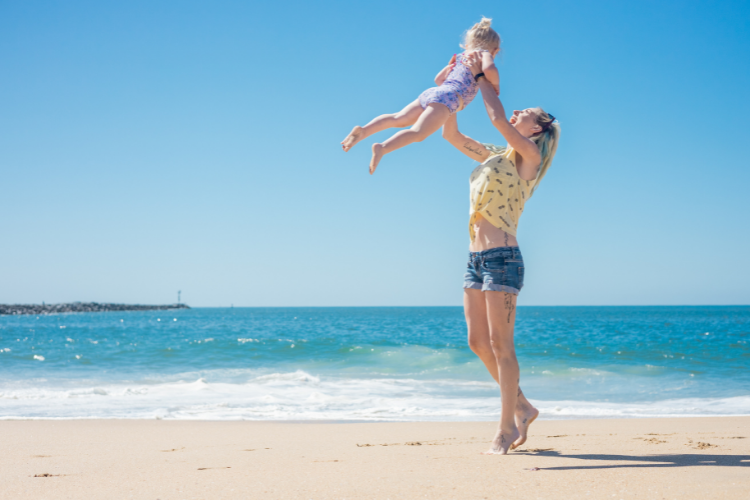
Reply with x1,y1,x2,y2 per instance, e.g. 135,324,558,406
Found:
1,306,748,420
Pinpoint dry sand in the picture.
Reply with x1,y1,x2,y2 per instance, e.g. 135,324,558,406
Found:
1,417,748,499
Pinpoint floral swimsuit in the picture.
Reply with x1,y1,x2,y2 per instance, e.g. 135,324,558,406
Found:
418,50,487,113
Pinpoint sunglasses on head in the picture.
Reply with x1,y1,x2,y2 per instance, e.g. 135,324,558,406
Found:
541,114,556,131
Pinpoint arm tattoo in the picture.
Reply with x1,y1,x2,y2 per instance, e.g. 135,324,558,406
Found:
504,232,509,247
463,141,484,156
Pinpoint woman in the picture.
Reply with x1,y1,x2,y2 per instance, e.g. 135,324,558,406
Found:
442,52,560,454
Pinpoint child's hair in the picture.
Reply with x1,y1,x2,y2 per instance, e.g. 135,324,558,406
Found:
461,17,501,52
530,109,560,193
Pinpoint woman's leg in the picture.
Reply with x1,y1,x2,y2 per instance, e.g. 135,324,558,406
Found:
464,289,538,450
341,100,423,152
369,103,451,174
465,288,496,376
512,387,539,449
482,291,520,454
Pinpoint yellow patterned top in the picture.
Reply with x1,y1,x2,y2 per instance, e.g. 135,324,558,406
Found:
468,145,537,241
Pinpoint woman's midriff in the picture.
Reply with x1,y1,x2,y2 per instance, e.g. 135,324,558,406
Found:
469,213,519,252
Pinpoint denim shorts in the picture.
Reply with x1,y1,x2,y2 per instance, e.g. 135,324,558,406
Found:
463,246,525,294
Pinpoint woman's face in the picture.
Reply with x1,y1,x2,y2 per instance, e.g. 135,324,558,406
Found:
510,108,543,137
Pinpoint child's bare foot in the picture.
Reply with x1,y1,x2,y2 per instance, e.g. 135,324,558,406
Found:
482,426,520,455
341,126,364,152
511,405,539,449
369,143,384,174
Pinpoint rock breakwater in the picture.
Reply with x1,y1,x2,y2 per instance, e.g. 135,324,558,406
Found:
0,302,190,316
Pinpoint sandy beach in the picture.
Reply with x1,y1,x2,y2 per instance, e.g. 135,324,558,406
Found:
1,417,748,499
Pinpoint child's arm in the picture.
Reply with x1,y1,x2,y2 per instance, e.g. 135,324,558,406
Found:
442,114,492,163
480,51,500,94
434,54,457,86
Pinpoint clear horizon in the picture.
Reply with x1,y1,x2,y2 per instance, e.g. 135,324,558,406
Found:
2,303,750,308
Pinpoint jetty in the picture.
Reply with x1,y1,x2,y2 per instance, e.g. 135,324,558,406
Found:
0,302,190,316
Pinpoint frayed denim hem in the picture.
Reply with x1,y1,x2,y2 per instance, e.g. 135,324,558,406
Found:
464,282,520,295
482,283,520,295
464,281,521,295
463,282,484,291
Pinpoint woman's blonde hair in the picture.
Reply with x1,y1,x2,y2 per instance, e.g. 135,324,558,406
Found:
530,109,560,193
461,17,501,52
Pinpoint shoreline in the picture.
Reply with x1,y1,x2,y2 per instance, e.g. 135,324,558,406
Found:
2,417,748,499
2,413,750,422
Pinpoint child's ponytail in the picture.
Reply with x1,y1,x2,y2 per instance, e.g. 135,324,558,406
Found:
462,17,501,52
476,17,492,30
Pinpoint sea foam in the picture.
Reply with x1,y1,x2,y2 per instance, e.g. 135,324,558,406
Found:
1,370,749,421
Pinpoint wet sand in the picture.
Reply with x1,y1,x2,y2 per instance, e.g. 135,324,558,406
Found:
1,417,748,499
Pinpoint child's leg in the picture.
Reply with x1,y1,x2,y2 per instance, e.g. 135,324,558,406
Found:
341,100,423,152
369,103,451,174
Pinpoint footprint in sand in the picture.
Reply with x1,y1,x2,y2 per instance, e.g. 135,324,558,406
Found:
643,438,667,444
357,441,443,448
695,442,717,449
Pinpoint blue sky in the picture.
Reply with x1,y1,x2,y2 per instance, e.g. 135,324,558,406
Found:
1,0,749,306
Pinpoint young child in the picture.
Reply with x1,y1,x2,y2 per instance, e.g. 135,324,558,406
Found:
341,17,501,174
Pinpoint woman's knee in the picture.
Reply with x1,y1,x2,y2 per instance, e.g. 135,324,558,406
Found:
468,334,492,356
489,336,516,360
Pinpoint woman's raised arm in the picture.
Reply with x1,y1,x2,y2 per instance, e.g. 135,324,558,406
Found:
463,53,542,176
442,113,492,163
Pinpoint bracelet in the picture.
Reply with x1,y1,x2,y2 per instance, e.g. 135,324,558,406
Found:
474,72,485,82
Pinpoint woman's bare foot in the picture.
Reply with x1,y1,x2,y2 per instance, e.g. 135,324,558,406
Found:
341,126,364,152
511,405,539,449
482,426,520,455
369,143,384,174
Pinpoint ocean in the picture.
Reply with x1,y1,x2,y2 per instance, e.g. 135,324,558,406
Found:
1,306,748,421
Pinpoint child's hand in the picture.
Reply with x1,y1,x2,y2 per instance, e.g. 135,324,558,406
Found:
435,54,457,86
447,53,457,70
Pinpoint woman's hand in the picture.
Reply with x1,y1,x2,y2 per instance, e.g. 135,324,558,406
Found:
463,51,483,77
464,51,498,94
